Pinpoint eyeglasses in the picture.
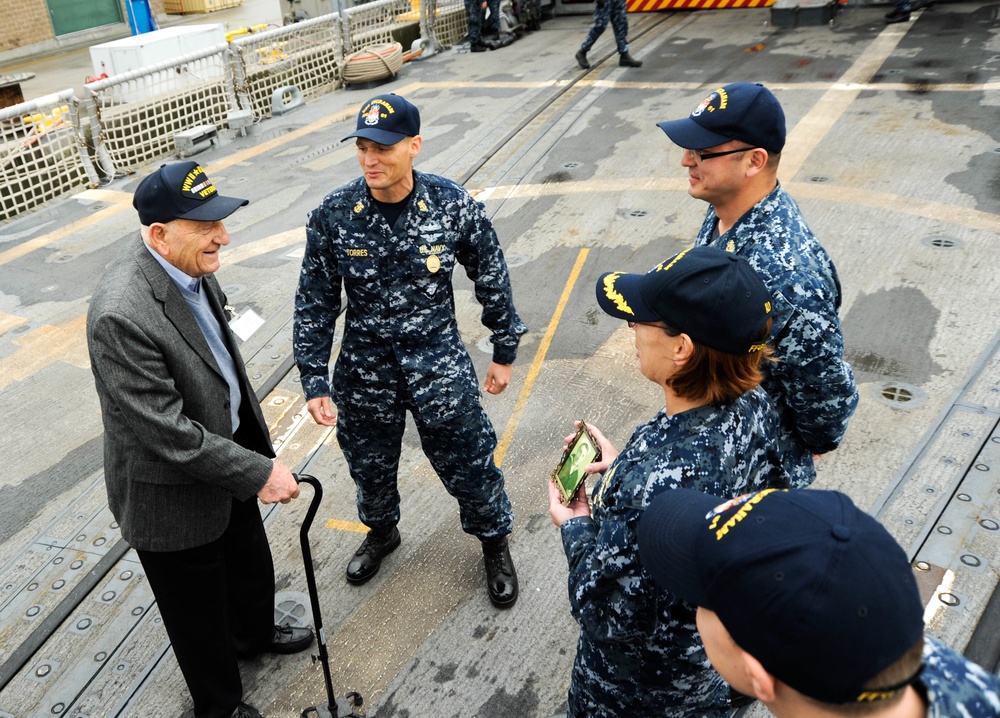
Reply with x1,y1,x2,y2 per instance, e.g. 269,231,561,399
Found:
686,146,757,161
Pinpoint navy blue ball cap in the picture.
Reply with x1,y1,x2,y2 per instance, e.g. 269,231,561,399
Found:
595,246,772,354
132,161,247,226
638,488,926,705
656,83,786,154
343,93,421,145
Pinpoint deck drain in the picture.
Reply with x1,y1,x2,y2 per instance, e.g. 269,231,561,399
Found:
922,235,963,249
807,175,831,183
561,161,583,169
621,208,652,219
274,591,311,627
871,382,927,409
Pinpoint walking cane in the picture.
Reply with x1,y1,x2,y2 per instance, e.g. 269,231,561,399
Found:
296,474,365,718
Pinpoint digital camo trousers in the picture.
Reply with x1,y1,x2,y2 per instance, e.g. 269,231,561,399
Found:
336,400,514,539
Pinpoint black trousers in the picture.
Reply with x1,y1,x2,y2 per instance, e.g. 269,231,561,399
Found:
138,497,275,718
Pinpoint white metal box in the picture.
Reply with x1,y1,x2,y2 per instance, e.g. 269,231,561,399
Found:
89,25,226,78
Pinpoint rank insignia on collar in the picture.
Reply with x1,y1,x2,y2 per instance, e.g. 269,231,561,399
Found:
417,199,428,213
353,201,365,214
726,239,735,252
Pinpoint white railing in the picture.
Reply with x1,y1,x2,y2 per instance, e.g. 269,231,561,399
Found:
0,90,94,222
421,0,469,51
1,0,466,223
84,44,237,177
342,0,415,53
230,15,343,120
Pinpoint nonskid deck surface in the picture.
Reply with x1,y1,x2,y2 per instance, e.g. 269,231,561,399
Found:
1,3,999,716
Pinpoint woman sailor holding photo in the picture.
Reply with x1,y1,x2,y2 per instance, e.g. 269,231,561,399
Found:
547,246,788,718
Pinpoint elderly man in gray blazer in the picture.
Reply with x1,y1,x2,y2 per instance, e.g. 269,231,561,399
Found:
87,162,313,718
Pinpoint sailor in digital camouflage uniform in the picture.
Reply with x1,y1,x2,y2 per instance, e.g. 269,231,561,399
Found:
657,82,858,488
639,486,1000,718
293,94,527,608
574,0,642,70
547,247,788,717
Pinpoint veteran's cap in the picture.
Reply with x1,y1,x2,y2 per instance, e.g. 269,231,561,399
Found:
132,161,248,226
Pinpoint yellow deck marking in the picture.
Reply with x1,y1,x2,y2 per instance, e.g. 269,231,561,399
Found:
494,248,590,468
0,84,425,267
477,178,1000,234
0,314,89,392
781,21,915,180
415,79,1000,92
325,518,369,533
223,227,305,265
0,203,131,267
4,68,996,267
0,312,27,335
791,183,1000,234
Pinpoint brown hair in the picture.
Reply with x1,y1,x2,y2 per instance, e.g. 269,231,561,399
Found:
666,319,775,405
802,637,925,715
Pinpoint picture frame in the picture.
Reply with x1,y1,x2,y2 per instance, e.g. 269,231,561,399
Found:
551,422,601,506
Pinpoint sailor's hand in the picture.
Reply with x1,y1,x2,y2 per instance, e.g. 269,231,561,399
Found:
483,362,512,395
307,396,338,427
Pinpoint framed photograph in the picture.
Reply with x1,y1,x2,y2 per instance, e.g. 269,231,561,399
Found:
551,422,601,506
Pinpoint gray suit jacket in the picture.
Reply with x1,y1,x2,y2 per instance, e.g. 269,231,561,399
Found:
87,237,275,552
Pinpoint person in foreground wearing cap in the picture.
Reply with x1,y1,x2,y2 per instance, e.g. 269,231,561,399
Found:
294,94,527,607
546,246,788,717
657,82,858,489
638,487,1000,717
86,162,313,718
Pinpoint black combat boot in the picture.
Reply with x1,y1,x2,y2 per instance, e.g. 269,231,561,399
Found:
346,526,401,584
618,52,642,67
481,536,518,608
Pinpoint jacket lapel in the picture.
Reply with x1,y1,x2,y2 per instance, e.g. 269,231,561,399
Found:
132,240,224,380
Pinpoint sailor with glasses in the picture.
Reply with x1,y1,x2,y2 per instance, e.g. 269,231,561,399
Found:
656,82,859,489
